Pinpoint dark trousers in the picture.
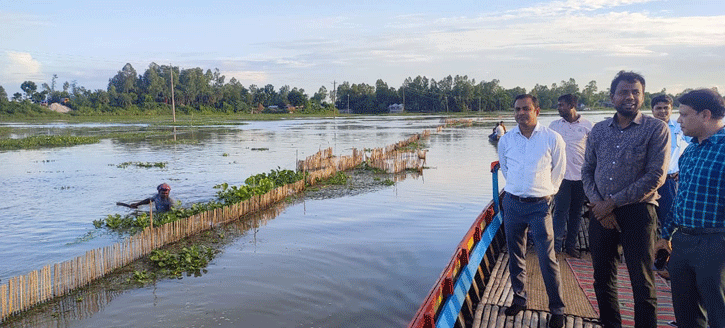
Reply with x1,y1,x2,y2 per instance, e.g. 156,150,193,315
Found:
553,179,585,252
670,230,725,328
655,177,677,230
589,203,657,328
503,194,565,315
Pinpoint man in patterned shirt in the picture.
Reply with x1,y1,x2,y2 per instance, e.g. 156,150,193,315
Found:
655,88,725,328
582,71,670,328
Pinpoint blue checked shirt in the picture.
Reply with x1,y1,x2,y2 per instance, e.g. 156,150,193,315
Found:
662,127,725,239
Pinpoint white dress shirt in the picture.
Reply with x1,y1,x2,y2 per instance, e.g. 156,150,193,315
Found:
498,123,566,198
666,118,691,174
549,116,593,181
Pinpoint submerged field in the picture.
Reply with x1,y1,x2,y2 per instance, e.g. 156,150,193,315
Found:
1,112,613,327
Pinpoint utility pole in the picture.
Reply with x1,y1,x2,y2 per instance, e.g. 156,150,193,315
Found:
347,94,350,113
330,80,336,105
170,64,176,123
402,86,405,111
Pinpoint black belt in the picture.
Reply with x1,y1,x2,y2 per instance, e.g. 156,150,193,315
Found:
667,172,679,181
677,226,725,235
508,193,551,203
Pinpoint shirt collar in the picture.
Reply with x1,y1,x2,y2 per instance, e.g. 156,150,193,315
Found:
608,111,643,127
513,122,542,135
698,127,725,144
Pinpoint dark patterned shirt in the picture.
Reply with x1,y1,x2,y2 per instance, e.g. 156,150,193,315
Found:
582,111,670,207
662,127,725,239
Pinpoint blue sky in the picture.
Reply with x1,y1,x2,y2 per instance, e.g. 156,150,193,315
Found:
1,0,724,98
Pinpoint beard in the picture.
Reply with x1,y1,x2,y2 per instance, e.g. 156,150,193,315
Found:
615,103,639,118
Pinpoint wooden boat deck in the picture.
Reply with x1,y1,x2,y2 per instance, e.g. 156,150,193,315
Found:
408,165,675,328
472,251,602,328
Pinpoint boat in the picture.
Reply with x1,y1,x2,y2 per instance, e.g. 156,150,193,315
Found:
487,132,499,143
408,162,675,328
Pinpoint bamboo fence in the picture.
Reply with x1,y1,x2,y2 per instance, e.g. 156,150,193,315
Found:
1,128,437,323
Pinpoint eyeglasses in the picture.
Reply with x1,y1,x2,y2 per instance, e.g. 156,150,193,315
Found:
159,188,170,192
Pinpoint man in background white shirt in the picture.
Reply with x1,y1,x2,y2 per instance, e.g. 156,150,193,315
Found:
549,94,593,258
651,94,690,233
498,94,567,328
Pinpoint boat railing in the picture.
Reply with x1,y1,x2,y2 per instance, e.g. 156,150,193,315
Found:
408,161,506,328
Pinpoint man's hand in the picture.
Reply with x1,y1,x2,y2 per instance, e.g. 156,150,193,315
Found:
654,238,672,253
598,213,620,231
589,198,616,220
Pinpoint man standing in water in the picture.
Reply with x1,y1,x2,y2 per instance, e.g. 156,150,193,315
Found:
549,94,593,258
582,71,669,328
130,183,175,213
655,89,725,328
498,94,566,328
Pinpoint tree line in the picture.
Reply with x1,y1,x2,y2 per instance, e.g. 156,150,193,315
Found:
0,62,690,116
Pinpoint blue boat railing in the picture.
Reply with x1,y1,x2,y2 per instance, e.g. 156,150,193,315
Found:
408,161,506,328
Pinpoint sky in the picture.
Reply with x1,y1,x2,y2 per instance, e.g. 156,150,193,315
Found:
1,0,724,99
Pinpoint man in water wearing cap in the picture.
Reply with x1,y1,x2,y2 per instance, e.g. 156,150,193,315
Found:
130,183,175,213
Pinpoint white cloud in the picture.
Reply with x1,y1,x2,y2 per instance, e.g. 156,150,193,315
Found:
221,70,269,86
2,51,43,84
424,11,725,58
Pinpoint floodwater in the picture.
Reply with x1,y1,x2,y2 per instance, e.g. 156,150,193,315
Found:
1,112,615,327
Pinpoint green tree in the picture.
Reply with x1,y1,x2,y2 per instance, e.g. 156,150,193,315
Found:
21,81,38,101
287,88,307,107
375,79,399,112
12,92,22,101
312,86,327,104
0,85,7,103
109,63,139,94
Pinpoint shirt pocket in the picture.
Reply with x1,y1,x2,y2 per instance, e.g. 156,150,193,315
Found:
623,145,647,165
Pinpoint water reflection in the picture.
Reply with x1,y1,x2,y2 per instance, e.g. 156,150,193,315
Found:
1,113,619,327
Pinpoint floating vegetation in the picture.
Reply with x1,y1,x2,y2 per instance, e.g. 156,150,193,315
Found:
357,161,387,174
382,179,395,186
222,153,229,157
0,135,100,150
93,201,222,234
251,147,269,151
116,161,167,169
396,141,425,152
215,168,306,205
95,168,305,233
148,245,217,278
128,270,155,284
315,172,349,186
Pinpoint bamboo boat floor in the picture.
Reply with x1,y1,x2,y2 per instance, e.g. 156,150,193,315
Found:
472,251,602,328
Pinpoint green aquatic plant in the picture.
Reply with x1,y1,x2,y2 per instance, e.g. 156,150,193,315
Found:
315,172,349,185
96,168,306,234
128,270,155,284
149,245,217,278
116,161,167,169
0,135,100,150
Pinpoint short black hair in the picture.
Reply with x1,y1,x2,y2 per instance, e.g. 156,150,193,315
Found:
558,94,578,108
513,94,539,108
651,94,673,108
610,71,646,97
678,89,725,120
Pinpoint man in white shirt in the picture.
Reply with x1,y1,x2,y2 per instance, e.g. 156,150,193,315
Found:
498,94,567,328
651,94,691,232
549,94,593,258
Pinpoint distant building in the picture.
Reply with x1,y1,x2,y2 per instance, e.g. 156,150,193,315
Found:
388,103,404,113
